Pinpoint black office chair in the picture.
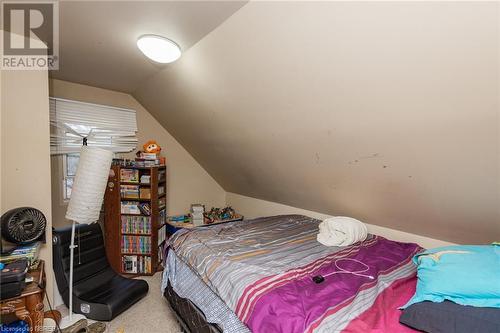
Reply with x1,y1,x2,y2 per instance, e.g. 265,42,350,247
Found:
53,223,149,321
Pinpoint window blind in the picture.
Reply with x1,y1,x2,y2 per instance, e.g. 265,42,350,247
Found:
50,97,138,154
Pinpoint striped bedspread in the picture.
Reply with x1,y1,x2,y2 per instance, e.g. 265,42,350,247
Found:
169,215,422,332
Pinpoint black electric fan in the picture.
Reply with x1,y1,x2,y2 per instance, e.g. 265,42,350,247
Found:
1,207,46,254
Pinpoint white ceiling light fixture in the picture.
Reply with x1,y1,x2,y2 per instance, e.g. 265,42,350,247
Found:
137,35,181,64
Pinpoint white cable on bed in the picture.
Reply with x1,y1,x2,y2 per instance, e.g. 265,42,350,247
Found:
322,258,374,280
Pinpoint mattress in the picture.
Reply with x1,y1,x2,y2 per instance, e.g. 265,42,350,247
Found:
162,250,250,333
163,214,422,333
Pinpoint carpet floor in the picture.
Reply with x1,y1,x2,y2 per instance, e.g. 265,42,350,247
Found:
58,272,181,333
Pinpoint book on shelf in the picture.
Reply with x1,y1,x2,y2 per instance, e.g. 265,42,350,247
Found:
135,159,162,167
121,185,140,199
122,255,138,273
140,175,151,184
168,214,191,222
158,225,166,245
121,215,151,234
121,201,141,215
158,185,165,195
139,152,159,160
138,202,151,216
158,197,166,210
120,169,139,183
159,209,167,225
0,242,41,269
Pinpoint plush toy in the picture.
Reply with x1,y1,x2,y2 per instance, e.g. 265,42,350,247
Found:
143,140,161,154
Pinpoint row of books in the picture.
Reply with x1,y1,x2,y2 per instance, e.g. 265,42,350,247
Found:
122,255,152,274
122,201,152,215
120,185,152,200
121,216,152,234
113,158,165,168
135,159,163,167
121,235,151,254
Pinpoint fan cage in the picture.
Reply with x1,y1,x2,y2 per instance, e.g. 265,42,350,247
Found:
1,207,47,245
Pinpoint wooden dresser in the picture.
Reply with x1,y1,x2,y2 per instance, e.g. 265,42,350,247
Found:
0,260,46,333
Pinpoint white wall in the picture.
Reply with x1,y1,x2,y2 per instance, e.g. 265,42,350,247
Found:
227,192,454,249
1,68,54,303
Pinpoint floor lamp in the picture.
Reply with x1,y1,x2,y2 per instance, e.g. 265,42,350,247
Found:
59,146,113,328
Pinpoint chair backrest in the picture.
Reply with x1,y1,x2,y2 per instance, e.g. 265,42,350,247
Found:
52,223,111,298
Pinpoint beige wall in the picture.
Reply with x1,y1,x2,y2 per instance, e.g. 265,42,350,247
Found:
1,69,54,302
135,2,499,244
49,79,225,228
227,192,453,249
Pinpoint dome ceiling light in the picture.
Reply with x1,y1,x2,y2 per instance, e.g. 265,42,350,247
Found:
137,35,181,64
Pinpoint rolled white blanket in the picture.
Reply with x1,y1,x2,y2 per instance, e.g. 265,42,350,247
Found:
317,216,368,246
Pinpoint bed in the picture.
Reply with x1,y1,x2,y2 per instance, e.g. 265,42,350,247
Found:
162,215,422,333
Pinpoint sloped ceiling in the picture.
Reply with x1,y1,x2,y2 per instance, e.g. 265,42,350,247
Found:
133,1,499,244
50,1,247,92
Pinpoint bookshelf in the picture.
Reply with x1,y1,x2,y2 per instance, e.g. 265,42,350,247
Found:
104,165,167,276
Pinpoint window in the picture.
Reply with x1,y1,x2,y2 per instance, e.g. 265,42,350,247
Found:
63,153,80,200
49,97,138,154
50,97,137,200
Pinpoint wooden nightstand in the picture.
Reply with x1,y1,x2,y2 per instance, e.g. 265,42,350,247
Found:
0,260,46,333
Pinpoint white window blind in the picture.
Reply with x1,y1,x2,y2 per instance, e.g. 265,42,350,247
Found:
50,97,138,154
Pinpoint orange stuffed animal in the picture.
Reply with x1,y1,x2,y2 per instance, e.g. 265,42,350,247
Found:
143,140,161,154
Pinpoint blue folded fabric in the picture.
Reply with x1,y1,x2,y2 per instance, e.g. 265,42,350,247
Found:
403,244,500,308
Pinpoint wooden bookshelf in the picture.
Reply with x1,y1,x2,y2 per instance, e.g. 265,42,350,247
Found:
104,165,167,276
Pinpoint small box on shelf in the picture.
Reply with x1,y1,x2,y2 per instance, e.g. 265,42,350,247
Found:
139,188,151,199
120,169,139,183
140,175,151,184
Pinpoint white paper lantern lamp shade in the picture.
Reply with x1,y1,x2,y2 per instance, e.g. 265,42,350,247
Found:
60,146,113,329
65,146,113,223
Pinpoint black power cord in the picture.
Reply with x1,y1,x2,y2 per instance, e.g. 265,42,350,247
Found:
43,290,63,333
37,261,62,333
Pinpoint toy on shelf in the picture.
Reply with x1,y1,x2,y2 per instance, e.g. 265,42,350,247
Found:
117,140,165,168
143,140,161,154
205,207,238,224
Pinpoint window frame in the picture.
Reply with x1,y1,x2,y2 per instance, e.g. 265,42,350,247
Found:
62,153,80,202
